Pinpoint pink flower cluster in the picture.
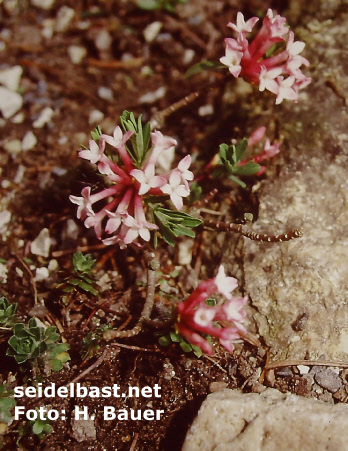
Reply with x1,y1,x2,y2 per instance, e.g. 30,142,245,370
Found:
70,127,193,248
241,126,280,175
176,266,247,355
220,10,311,104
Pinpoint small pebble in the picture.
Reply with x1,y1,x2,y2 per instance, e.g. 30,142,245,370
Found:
198,104,214,116
31,0,55,9
0,65,22,91
143,21,162,43
22,131,37,151
139,86,166,104
4,139,22,155
89,109,104,124
297,365,310,375
34,267,49,282
33,107,54,128
0,86,23,118
55,6,75,33
98,87,113,101
30,228,51,258
68,45,87,64
314,369,342,393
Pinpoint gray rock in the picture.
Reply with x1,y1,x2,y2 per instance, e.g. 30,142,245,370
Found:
242,12,348,361
183,388,348,451
314,369,342,393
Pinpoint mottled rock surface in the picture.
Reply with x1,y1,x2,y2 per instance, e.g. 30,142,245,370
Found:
183,388,348,451
242,10,348,360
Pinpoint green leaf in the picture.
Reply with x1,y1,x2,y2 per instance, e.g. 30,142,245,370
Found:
185,61,224,79
169,331,182,342
90,125,102,142
179,341,192,352
158,335,171,347
233,162,261,176
136,0,160,10
191,344,203,357
228,175,246,188
234,138,248,162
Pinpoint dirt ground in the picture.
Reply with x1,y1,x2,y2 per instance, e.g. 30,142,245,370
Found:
1,1,347,450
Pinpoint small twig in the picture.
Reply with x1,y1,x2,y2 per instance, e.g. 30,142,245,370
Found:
151,91,200,129
203,355,227,373
204,219,303,243
52,244,108,258
129,433,139,451
266,359,348,370
110,342,160,353
15,256,38,305
68,347,109,385
88,57,144,70
103,252,159,341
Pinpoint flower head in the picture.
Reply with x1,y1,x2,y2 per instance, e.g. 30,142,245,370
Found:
176,265,247,355
220,10,311,103
70,120,192,248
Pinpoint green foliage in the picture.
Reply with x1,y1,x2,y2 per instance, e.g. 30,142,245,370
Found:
90,125,102,142
53,252,98,296
81,326,110,361
30,415,51,437
0,385,15,425
6,318,70,371
0,296,18,329
185,60,224,78
136,0,187,13
151,205,202,246
218,138,261,188
158,331,203,357
120,110,151,167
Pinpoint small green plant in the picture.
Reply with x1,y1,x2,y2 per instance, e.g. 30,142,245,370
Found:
0,296,18,330
216,138,261,188
6,318,70,372
53,251,98,296
159,331,204,357
0,384,15,427
136,0,187,13
81,325,110,361
30,415,51,437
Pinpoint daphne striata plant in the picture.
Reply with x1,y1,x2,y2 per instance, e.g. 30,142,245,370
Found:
172,265,247,355
187,9,311,104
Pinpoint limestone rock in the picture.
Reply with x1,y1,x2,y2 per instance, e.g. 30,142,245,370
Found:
183,388,348,451
242,12,348,361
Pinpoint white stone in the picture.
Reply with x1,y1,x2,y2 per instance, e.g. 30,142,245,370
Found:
4,139,21,155
33,107,54,128
41,19,55,39
183,388,348,451
298,365,310,374
34,267,49,282
1,180,10,189
183,49,195,65
22,131,37,151
143,21,162,43
14,165,26,184
95,29,112,52
0,263,8,283
0,210,11,238
31,0,55,9
0,65,22,91
198,104,214,116
0,86,23,118
11,112,25,123
55,6,75,32
97,87,113,101
48,259,59,271
178,239,194,265
68,45,87,64
88,109,104,124
30,228,51,258
139,86,166,104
